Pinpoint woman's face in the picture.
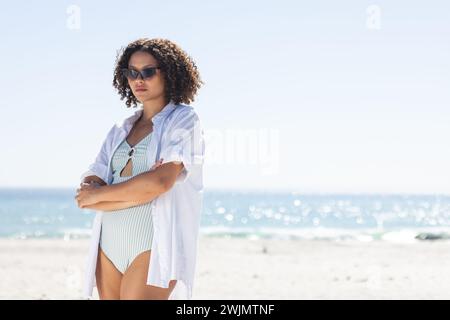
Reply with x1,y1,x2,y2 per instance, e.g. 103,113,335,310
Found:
127,51,166,104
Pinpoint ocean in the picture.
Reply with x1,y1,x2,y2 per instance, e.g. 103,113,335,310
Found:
1,188,449,242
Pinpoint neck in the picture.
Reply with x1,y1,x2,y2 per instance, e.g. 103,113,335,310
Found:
140,96,170,122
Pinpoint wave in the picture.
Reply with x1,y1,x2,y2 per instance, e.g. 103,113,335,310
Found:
4,226,450,243
199,226,450,243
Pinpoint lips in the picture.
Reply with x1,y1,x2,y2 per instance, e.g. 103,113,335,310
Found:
135,87,147,91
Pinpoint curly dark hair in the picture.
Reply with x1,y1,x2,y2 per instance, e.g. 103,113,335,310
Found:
112,38,204,108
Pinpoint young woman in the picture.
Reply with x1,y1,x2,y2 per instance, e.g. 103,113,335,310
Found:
75,38,205,300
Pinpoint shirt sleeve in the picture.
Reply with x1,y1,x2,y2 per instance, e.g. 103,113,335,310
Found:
160,109,205,185
79,124,116,185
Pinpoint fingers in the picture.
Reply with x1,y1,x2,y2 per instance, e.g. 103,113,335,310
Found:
75,189,80,206
80,182,96,190
76,180,100,208
151,158,164,170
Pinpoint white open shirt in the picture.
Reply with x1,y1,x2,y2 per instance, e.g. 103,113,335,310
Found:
79,100,205,300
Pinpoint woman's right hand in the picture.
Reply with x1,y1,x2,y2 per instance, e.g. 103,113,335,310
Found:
79,175,106,188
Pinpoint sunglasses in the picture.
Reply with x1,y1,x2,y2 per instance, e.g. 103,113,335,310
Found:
121,66,160,80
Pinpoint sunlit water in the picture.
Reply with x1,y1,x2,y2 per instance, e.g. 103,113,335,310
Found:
1,188,449,242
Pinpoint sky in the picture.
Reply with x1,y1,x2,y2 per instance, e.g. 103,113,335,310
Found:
0,0,449,194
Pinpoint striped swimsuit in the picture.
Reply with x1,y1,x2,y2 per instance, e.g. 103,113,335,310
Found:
99,130,154,274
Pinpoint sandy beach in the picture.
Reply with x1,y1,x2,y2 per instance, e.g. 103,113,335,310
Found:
1,236,450,299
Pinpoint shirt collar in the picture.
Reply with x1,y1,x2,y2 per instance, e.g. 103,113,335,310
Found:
117,99,177,132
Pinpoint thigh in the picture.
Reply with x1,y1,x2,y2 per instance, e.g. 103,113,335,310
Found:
95,246,123,300
119,250,177,300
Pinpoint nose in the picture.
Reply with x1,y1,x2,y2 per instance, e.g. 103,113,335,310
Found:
134,77,144,84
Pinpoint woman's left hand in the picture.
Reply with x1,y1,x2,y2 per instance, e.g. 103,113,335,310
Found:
75,182,102,208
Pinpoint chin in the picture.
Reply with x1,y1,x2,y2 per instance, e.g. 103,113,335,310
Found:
134,93,151,102
142,96,161,103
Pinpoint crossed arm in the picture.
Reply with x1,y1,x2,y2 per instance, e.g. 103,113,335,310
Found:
78,161,184,212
